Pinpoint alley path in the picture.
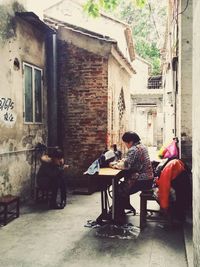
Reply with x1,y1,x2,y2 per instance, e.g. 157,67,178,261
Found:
0,191,188,267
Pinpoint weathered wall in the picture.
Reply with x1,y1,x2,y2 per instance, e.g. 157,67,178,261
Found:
193,0,200,265
162,0,192,167
131,93,163,147
57,28,109,175
162,65,176,143
130,57,163,147
107,55,131,151
0,13,48,199
162,0,179,144
178,0,193,167
131,56,150,93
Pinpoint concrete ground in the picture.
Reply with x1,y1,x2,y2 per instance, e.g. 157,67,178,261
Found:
0,190,189,267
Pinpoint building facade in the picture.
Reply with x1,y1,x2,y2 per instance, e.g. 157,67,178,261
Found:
0,3,51,199
44,0,136,176
162,0,192,168
193,0,200,265
130,57,163,147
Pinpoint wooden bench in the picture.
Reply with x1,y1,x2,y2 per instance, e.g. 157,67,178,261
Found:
0,195,20,226
140,190,161,229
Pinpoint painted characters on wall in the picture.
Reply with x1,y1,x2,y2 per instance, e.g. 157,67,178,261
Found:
0,97,16,127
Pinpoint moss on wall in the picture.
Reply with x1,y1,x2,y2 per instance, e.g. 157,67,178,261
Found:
0,1,26,44
0,169,12,196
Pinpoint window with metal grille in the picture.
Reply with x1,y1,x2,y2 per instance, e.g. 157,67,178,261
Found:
23,63,43,123
118,88,126,120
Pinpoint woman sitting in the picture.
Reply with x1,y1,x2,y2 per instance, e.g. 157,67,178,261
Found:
37,148,69,209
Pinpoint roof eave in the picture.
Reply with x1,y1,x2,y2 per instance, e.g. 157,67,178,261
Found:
15,12,55,34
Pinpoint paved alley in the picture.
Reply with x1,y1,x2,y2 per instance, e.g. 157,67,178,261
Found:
0,191,188,267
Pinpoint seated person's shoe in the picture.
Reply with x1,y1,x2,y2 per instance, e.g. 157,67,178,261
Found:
125,205,136,215
60,200,66,208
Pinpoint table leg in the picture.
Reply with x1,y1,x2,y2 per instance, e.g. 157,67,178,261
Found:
102,190,107,214
4,205,7,225
112,177,118,223
96,189,110,224
16,198,20,218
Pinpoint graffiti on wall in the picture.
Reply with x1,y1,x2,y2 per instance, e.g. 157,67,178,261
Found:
0,97,16,127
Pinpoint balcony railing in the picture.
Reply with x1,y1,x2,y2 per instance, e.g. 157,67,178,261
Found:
148,76,162,89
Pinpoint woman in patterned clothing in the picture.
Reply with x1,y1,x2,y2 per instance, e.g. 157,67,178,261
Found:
110,131,154,224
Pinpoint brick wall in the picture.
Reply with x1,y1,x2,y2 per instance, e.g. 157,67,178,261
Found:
57,40,108,173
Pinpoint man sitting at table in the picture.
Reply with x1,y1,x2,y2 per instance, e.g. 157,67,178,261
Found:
110,131,154,224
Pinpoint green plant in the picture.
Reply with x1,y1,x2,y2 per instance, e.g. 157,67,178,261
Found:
113,0,166,75
83,0,166,75
0,169,12,195
83,0,146,17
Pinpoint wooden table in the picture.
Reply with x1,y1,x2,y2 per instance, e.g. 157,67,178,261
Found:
95,168,124,225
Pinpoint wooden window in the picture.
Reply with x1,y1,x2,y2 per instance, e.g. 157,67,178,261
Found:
23,63,43,123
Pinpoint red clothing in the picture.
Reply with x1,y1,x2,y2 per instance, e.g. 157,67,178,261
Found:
156,159,185,209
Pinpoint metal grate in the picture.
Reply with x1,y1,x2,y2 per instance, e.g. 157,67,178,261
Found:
148,76,162,89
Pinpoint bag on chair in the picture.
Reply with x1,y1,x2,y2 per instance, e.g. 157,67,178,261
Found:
158,140,179,159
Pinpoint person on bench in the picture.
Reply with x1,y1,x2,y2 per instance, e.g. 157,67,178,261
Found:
109,131,154,224
37,148,69,209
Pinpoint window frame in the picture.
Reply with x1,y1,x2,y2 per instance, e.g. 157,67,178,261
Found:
23,62,43,124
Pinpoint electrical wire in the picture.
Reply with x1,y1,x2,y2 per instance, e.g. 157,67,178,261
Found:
176,0,189,16
148,1,160,39
172,0,190,24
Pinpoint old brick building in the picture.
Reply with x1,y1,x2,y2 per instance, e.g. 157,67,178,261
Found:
44,1,136,176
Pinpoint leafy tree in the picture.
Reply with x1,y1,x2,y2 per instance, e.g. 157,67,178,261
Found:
114,0,167,75
83,0,146,17
83,0,167,75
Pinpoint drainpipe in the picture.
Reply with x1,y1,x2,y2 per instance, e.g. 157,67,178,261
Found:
172,56,178,137
172,0,179,139
46,33,58,147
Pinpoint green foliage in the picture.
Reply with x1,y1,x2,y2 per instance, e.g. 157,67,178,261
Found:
83,0,101,17
151,57,161,76
83,0,146,17
83,0,166,75
132,0,146,8
83,0,120,17
0,1,26,44
135,40,161,75
114,0,167,75
135,41,159,59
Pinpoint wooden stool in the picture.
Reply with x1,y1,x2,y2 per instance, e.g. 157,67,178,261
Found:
140,190,160,229
0,195,20,226
35,186,52,203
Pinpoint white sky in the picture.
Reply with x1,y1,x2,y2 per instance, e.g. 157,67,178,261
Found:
0,0,61,18
26,0,61,19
